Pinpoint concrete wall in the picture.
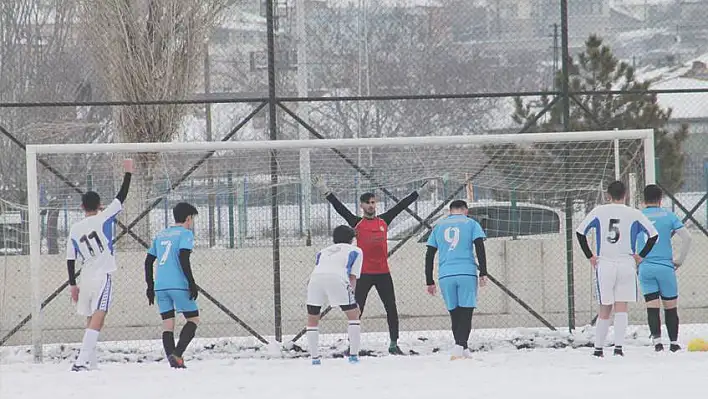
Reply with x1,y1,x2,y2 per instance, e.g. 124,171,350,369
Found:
2,233,708,346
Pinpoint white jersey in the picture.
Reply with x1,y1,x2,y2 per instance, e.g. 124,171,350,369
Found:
311,243,363,280
576,203,658,260
66,198,123,279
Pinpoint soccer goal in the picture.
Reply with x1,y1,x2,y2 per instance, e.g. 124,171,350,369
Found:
16,129,654,362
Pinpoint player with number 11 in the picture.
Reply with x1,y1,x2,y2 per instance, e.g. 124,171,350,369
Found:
66,158,133,371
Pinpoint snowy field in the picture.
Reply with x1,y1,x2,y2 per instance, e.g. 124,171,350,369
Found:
2,325,708,399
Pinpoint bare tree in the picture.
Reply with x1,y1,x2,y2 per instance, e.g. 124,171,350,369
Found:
77,0,229,248
0,0,113,253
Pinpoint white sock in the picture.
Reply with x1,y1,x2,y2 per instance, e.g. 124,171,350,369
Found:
595,318,611,349
614,312,629,348
348,321,361,356
90,349,98,369
76,329,100,366
307,327,319,359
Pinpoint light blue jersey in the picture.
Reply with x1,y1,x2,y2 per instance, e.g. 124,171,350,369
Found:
638,207,683,267
148,226,195,291
427,215,486,279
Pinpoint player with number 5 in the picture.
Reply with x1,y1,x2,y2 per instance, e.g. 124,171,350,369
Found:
575,181,658,357
145,202,200,369
425,200,487,360
66,158,133,371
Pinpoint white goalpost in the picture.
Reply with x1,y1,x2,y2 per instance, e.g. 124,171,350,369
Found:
22,129,655,363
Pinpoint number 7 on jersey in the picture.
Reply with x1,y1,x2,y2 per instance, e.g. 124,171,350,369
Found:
159,240,173,265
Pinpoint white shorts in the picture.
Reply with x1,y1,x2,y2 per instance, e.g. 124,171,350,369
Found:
595,258,638,305
77,273,113,317
306,274,355,307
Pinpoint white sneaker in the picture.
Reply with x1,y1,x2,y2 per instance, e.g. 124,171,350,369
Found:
450,345,465,360
463,348,473,359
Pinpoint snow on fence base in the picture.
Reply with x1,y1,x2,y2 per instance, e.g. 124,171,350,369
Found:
4,324,708,365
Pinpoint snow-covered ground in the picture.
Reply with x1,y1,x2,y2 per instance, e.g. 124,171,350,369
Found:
2,325,708,399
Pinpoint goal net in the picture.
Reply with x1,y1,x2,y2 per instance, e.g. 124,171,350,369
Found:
10,129,654,362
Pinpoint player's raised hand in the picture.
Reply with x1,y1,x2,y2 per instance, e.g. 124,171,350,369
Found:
311,175,330,194
70,285,79,303
122,158,134,173
426,284,436,296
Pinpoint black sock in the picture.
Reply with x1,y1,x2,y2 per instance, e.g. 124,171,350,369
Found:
173,322,198,357
458,307,474,350
449,308,461,346
162,331,175,356
647,308,661,339
664,308,679,342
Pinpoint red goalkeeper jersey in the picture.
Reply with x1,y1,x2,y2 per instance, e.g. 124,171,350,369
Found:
325,191,419,275
354,217,390,274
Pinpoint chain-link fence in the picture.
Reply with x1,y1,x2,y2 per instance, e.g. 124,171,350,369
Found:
1,0,708,360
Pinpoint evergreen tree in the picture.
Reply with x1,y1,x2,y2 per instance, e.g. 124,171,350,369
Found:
511,35,688,193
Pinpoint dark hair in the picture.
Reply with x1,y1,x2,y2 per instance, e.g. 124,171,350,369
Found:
607,180,626,201
333,225,356,244
359,192,375,203
81,191,101,212
449,199,468,210
173,202,199,223
643,184,662,204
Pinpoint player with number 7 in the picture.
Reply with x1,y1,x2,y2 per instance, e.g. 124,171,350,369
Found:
424,200,487,360
144,202,200,369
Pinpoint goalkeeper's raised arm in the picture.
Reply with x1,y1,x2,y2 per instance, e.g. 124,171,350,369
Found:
312,176,427,226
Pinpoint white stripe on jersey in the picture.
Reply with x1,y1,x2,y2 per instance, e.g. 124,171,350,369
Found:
576,203,658,260
66,198,123,278
311,243,363,280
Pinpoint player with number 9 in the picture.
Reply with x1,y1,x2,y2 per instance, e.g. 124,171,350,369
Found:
575,181,658,357
66,158,133,371
425,200,487,360
144,202,200,368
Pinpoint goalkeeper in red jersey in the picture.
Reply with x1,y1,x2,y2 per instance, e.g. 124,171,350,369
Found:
313,176,427,355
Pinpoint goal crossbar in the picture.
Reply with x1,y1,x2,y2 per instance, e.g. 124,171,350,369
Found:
25,129,654,154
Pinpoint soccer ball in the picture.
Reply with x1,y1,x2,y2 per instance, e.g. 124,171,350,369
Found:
687,338,708,352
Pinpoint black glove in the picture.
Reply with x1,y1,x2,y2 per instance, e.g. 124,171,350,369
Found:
146,286,155,305
189,282,199,300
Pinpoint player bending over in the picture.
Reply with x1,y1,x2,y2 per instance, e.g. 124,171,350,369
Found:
67,159,133,371
576,181,658,357
313,176,426,355
306,225,364,365
637,184,693,352
145,202,200,369
425,200,487,360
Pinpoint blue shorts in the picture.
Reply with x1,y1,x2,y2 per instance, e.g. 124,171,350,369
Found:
439,275,478,311
638,262,678,299
156,289,199,314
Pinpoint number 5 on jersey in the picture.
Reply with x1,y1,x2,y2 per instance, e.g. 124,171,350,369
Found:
607,218,620,244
